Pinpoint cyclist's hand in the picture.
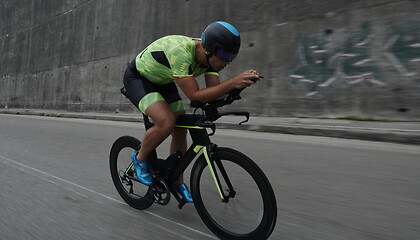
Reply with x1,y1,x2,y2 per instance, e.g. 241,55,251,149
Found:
231,70,260,89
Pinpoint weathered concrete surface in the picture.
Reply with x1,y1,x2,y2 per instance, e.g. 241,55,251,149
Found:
1,0,420,120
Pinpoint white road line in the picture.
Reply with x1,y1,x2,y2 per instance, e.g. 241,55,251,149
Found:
0,155,217,239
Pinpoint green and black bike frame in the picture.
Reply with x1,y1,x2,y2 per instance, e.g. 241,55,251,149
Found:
143,113,236,207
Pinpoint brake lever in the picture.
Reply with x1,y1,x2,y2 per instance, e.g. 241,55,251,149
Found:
219,112,250,125
239,112,250,125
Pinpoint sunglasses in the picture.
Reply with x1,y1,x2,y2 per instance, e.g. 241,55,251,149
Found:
214,47,237,62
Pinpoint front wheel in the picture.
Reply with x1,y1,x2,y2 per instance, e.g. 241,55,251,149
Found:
190,147,277,240
109,136,154,210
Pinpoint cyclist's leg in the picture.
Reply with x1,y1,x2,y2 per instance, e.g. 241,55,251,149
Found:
137,101,176,162
159,83,188,185
170,110,192,202
124,62,176,162
171,109,187,185
158,84,192,202
171,110,187,154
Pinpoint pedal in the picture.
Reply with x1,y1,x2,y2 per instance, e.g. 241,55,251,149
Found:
178,201,186,209
170,188,186,209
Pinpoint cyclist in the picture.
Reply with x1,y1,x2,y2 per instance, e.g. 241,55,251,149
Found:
123,21,260,203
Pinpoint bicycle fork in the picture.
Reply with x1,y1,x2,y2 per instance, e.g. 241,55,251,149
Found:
196,144,236,203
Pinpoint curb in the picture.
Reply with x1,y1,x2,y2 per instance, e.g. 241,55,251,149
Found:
2,109,420,145
214,122,420,145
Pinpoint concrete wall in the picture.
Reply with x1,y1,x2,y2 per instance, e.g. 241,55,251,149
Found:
1,0,419,120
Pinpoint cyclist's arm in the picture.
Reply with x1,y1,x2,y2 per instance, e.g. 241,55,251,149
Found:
176,70,258,103
205,74,220,87
176,76,234,103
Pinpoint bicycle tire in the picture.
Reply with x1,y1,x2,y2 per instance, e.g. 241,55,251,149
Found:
190,147,277,240
109,136,154,210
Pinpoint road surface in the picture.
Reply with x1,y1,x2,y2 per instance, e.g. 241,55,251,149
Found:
1,114,419,239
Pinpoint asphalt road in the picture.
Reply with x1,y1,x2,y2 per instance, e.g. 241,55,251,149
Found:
1,114,419,240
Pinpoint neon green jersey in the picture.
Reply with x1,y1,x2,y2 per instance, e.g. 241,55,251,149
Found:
135,35,218,85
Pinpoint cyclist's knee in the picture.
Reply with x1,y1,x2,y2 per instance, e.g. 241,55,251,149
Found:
154,113,176,134
174,110,186,118
145,101,176,132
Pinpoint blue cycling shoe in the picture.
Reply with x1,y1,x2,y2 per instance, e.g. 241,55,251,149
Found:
131,152,153,186
173,183,193,203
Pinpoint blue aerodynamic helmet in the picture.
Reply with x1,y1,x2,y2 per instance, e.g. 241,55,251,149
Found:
201,21,241,61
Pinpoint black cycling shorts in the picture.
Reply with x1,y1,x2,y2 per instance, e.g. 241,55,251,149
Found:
123,60,185,113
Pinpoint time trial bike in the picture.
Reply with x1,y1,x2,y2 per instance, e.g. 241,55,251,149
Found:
110,85,277,240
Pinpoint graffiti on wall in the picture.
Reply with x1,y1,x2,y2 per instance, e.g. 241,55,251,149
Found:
290,20,420,97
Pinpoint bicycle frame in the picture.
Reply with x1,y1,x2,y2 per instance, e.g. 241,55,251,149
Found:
140,113,234,206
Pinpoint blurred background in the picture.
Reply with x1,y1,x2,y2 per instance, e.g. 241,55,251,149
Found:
1,1,420,240
1,0,419,120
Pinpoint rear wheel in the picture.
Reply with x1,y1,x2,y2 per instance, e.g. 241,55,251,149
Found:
190,147,277,240
109,136,154,210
